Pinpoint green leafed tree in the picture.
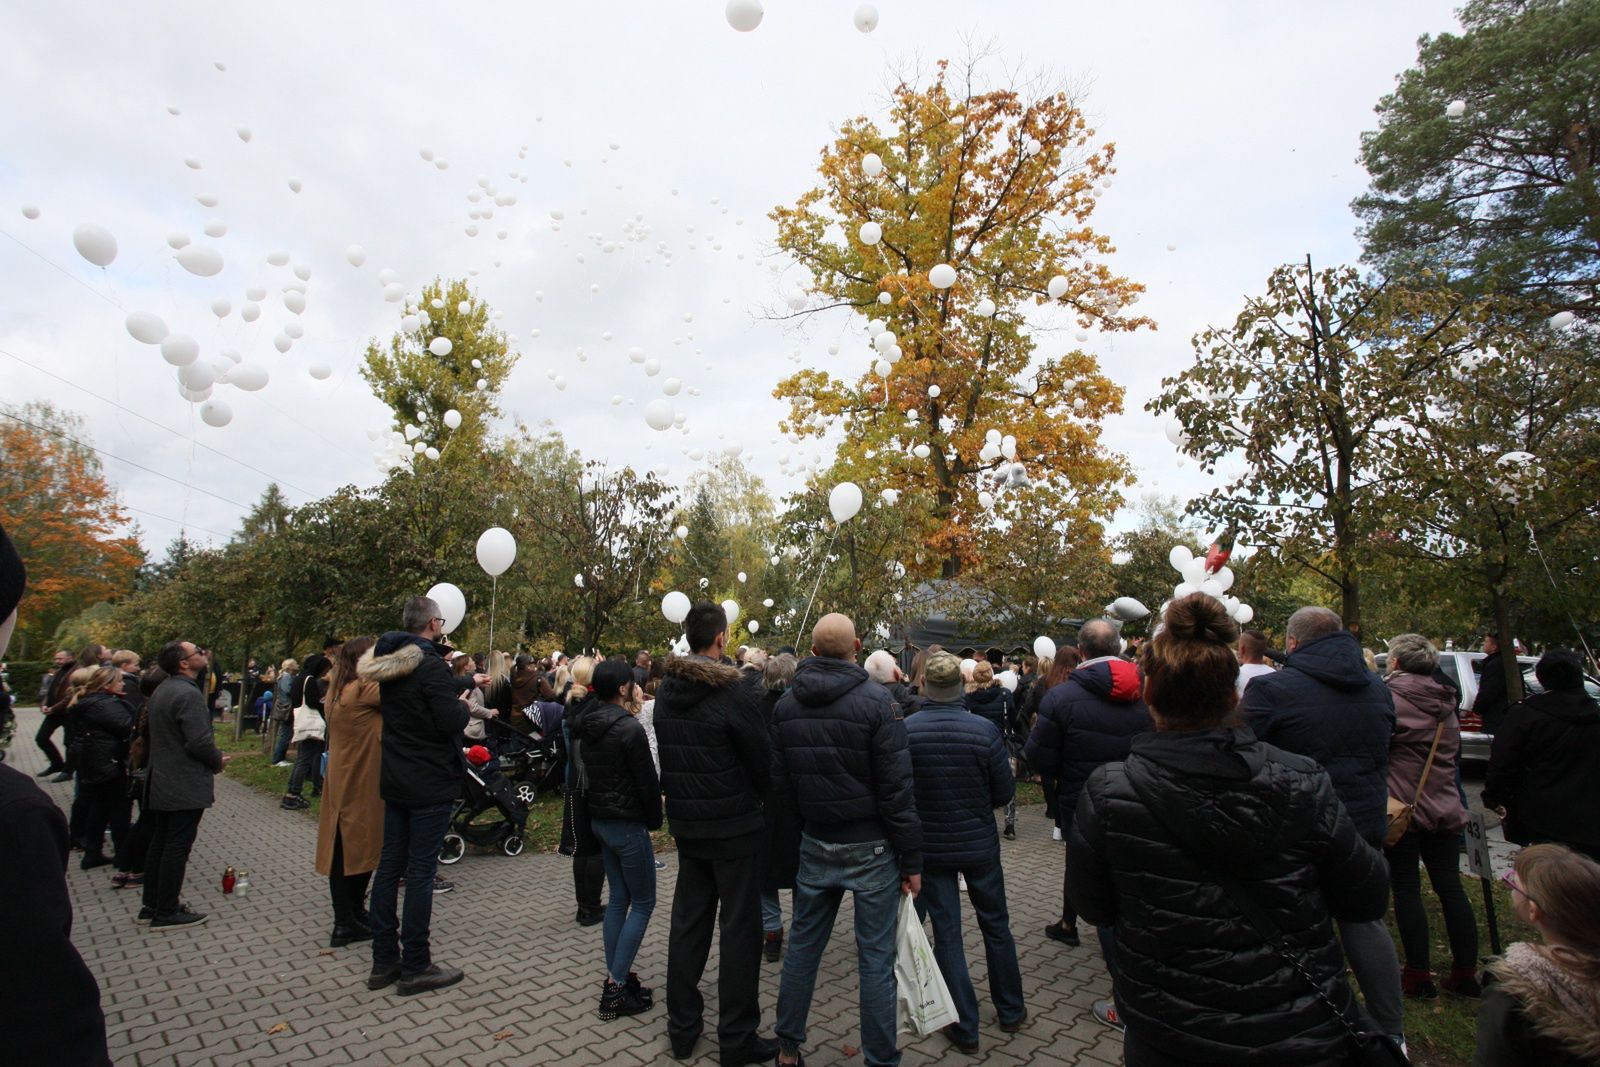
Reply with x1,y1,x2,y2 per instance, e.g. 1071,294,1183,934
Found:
1356,0,1600,316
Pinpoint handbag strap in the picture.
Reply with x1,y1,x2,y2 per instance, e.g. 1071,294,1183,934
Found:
1123,764,1380,1049
1410,720,1447,806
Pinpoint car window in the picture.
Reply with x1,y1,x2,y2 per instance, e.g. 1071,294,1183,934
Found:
1438,657,1461,685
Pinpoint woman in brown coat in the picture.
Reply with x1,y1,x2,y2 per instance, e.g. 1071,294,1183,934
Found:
315,636,382,948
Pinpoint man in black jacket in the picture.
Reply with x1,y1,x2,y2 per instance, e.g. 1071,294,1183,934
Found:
654,601,777,1065
1473,631,1512,736
772,613,922,1067
357,595,470,996
1240,605,1403,1041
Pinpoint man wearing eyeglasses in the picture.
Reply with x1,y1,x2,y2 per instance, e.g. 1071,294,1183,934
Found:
142,640,229,930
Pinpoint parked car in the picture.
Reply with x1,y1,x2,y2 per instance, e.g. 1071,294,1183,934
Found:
1376,651,1600,763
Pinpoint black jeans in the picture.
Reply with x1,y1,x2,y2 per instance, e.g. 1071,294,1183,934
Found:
574,853,604,911
1387,828,1478,971
288,738,325,797
667,847,764,1052
80,777,132,857
116,803,152,874
1059,810,1077,926
35,711,65,770
328,830,373,928
369,801,454,974
142,808,205,915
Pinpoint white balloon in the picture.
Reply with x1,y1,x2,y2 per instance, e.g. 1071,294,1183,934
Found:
737,571,748,584
721,599,741,626
274,334,293,353
974,297,997,318
125,311,168,344
400,314,420,333
862,152,883,177
873,358,892,377
199,218,227,239
236,125,252,142
1027,636,1053,661
178,361,215,390
176,244,224,276
662,378,682,396
246,285,267,301
675,525,689,539
1182,559,1209,587
428,336,453,356
287,178,302,193
1445,99,1466,119
266,250,290,266
978,490,995,509
72,223,117,267
853,3,879,31
725,0,763,31
1549,310,1576,330
929,263,958,289
424,446,440,461
308,363,331,379
20,205,39,220
160,334,199,367
404,424,422,441
1109,596,1151,622
1214,566,1235,592
1234,603,1255,625
167,232,191,249
425,582,467,634
1168,545,1194,572
344,244,367,268
1164,417,1189,447
178,384,212,403
644,399,675,431
1173,581,1198,599
662,590,691,624
1047,274,1069,299
747,620,760,634
859,221,882,246
241,302,261,322
283,321,304,340
207,297,230,319
229,362,268,390
383,282,405,302
880,488,900,505
199,399,232,427
283,290,307,315
476,526,517,577
829,481,863,523
644,358,661,376
913,443,931,459
443,409,462,430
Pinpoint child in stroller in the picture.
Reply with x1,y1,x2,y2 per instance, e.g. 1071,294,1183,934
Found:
484,701,566,808
439,744,529,863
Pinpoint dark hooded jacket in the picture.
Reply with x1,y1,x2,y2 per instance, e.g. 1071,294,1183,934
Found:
905,700,1014,868
772,656,922,874
358,632,469,808
1482,687,1600,849
1474,650,1512,736
653,654,770,850
571,695,661,829
1024,657,1151,823
1240,631,1395,848
962,684,1015,738
72,691,134,786
1069,728,1389,1064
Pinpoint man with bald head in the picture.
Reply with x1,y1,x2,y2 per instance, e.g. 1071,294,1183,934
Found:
1241,605,1403,1043
771,613,922,1067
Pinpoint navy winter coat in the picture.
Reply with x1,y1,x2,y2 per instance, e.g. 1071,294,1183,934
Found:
1024,657,1151,824
653,654,770,845
963,684,1015,738
904,700,1014,868
1070,727,1389,1064
358,632,470,808
773,655,923,875
1240,631,1395,848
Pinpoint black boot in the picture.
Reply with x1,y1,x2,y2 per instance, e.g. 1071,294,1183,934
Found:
80,851,112,871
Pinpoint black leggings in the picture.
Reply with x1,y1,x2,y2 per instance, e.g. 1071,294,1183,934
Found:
1387,828,1478,971
328,830,373,927
1060,811,1077,927
80,777,132,857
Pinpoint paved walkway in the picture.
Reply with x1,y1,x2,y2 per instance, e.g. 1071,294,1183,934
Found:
9,708,1125,1066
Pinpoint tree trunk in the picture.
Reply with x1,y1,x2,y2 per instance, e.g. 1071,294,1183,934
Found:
1341,568,1362,640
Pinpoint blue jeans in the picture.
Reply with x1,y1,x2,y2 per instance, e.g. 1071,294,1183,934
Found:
777,836,902,1067
761,888,783,933
369,801,454,975
271,720,292,763
592,817,656,984
916,862,1025,1044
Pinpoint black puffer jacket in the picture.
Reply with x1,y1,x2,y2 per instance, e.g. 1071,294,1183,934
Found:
1240,631,1395,847
72,692,134,786
358,632,470,807
1482,687,1600,850
1069,727,1388,1064
905,701,1013,868
572,696,661,829
1025,657,1151,824
653,655,770,843
773,656,922,875
963,684,1014,738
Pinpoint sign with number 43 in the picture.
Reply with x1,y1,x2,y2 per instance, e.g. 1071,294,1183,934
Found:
1465,810,1492,879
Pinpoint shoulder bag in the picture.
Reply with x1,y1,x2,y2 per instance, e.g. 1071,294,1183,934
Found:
1384,719,1446,848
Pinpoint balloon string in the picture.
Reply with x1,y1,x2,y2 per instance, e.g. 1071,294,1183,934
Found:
488,574,498,655
793,524,841,647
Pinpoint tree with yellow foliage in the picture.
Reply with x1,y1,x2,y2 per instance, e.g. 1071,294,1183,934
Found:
771,59,1152,578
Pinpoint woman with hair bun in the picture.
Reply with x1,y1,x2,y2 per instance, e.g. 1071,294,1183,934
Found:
1067,593,1391,1065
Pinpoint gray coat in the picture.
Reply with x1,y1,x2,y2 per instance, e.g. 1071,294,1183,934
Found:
146,675,224,811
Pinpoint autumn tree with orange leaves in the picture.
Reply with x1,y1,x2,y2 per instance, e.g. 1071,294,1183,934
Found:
0,402,142,655
771,59,1153,581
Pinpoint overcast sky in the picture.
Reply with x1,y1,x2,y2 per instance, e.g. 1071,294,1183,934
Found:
0,0,1460,557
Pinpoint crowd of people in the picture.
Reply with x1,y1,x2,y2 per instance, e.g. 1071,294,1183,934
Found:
3,521,1600,1065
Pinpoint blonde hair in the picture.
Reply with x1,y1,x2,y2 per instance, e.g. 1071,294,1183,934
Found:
566,656,596,705
112,649,140,670
1514,844,1600,982
281,657,300,673
69,666,120,705
966,660,995,693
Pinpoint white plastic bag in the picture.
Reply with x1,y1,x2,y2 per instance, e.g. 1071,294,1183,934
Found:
894,892,958,1035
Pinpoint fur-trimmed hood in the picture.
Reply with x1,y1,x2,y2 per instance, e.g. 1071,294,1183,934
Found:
359,632,439,684
1490,942,1600,1060
661,654,745,690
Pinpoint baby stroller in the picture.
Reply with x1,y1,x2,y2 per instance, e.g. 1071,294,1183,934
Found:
488,703,566,808
439,747,529,863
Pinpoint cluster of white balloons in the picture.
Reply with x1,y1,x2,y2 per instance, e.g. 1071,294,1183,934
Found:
724,0,879,33
1167,545,1254,625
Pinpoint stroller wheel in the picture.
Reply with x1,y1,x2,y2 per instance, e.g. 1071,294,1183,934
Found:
514,782,538,807
439,832,466,865
501,835,524,857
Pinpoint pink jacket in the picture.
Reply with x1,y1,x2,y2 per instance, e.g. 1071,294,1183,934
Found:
1385,671,1467,834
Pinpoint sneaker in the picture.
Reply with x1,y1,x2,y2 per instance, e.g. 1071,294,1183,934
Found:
272,760,293,768
151,907,208,931
135,905,155,924
432,876,455,894
1091,999,1123,1032
1003,824,1015,840
940,1023,979,1054
1051,826,1063,842
396,962,464,996
280,795,309,810
764,929,784,963
366,964,401,991
654,857,667,870
1044,921,1080,947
